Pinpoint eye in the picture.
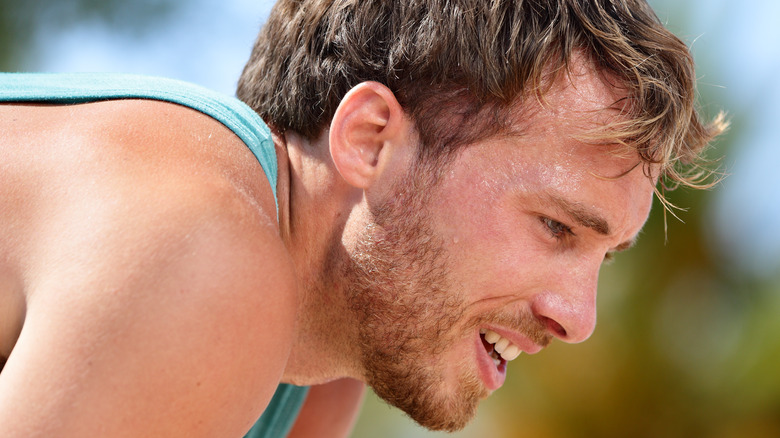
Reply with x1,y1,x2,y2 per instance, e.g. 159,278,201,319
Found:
541,217,574,240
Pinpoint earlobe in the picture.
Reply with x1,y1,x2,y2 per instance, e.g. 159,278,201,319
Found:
329,82,407,189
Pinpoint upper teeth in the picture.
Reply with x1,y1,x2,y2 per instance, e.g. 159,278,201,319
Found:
480,328,522,362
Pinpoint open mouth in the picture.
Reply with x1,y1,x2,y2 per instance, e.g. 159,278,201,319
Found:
479,328,522,373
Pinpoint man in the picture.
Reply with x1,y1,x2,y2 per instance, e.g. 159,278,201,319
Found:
0,0,724,437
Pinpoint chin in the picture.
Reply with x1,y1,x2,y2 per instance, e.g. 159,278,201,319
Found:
366,355,487,432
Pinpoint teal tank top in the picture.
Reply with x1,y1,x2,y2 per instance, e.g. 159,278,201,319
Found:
0,72,309,438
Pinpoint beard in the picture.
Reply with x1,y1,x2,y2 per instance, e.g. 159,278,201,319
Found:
341,165,487,432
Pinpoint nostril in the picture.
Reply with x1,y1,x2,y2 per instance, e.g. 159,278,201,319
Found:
542,316,567,339
531,291,597,343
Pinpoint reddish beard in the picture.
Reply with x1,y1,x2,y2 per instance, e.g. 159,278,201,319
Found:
343,170,486,432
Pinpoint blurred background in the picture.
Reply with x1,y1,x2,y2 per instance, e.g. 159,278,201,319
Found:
2,0,778,436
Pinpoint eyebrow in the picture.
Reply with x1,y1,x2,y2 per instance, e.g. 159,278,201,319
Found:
546,193,638,252
548,194,611,235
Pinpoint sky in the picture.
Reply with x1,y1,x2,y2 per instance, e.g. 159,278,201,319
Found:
28,0,780,278
33,0,275,96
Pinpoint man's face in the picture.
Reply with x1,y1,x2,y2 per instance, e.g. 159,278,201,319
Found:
343,63,656,431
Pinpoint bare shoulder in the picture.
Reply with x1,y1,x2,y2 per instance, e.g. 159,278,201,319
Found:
0,99,296,436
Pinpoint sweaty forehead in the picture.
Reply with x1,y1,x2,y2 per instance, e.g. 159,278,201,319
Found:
516,54,629,135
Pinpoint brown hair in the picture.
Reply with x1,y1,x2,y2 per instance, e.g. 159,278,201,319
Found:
237,0,726,188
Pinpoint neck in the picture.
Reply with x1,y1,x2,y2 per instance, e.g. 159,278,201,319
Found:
273,130,364,386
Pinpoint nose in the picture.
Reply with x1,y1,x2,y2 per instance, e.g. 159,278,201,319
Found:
530,267,598,344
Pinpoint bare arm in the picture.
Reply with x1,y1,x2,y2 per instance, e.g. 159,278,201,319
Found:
288,379,366,438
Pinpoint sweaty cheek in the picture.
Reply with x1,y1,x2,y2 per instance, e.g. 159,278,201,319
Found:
455,209,545,299
432,184,500,242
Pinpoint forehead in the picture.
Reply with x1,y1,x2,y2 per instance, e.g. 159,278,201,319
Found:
521,55,628,141
493,57,635,172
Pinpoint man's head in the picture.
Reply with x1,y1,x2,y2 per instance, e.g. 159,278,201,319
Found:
238,0,725,187
320,57,659,431
238,0,726,432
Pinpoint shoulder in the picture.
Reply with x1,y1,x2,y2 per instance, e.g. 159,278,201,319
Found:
35,96,296,330
1,98,298,435
19,96,286,284
4,95,297,335
39,95,299,364
2,96,285,308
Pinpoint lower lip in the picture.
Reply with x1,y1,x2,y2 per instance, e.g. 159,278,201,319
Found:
474,333,506,391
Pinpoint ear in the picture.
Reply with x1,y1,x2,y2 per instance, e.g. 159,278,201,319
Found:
329,81,409,189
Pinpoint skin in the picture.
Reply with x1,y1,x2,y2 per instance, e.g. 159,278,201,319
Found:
0,56,655,437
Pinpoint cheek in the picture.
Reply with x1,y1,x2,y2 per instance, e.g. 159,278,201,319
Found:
428,160,561,298
432,162,513,240
438,196,551,299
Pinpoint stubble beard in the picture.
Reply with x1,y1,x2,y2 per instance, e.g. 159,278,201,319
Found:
342,170,488,432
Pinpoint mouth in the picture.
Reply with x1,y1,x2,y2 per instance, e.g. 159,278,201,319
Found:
475,328,524,391
480,328,523,365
